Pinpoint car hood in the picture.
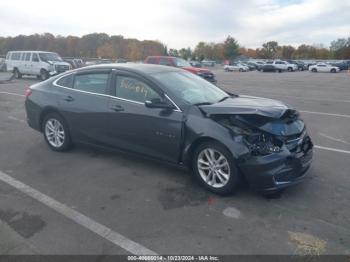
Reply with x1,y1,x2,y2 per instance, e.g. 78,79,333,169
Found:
48,61,70,66
199,95,290,118
198,95,303,136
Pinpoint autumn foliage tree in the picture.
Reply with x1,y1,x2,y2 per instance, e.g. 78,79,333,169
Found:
0,33,165,60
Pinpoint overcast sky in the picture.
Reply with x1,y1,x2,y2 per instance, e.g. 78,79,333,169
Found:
0,0,349,49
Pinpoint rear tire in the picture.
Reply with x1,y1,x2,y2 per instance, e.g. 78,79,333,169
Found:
331,69,336,73
42,113,72,152
311,68,317,73
192,141,240,195
13,68,22,79
287,67,293,72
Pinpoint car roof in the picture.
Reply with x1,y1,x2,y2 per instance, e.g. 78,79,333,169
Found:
73,63,182,75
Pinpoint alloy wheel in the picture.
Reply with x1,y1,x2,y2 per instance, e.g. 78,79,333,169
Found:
197,148,230,188
45,119,65,148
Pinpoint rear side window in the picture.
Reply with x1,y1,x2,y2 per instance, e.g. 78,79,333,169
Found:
73,73,109,94
56,74,74,88
25,53,31,61
116,76,161,103
11,52,21,60
147,57,158,64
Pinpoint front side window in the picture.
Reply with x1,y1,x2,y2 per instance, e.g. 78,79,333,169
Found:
152,71,227,105
116,76,161,103
73,73,109,94
159,58,172,66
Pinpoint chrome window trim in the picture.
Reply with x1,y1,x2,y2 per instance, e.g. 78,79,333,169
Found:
53,73,182,112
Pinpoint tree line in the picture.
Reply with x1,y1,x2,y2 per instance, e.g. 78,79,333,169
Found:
0,33,349,61
0,33,165,61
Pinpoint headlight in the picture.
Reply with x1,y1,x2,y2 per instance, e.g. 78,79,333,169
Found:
246,134,282,155
228,121,281,155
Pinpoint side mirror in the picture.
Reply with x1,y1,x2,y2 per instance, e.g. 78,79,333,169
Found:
145,98,174,109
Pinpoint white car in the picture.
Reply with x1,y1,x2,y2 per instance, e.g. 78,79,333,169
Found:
6,51,71,80
266,61,298,72
224,63,249,72
309,63,340,73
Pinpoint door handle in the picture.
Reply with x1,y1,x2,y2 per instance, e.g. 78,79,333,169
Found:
111,105,124,112
63,96,74,102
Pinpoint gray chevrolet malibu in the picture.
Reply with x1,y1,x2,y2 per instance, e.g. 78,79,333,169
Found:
25,64,313,195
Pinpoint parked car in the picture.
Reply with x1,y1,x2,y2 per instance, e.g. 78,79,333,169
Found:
116,58,128,63
144,56,216,84
309,63,340,73
253,61,266,71
330,62,348,71
224,62,249,72
286,60,308,71
201,59,216,67
189,61,202,68
261,64,278,72
25,64,313,195
266,60,298,72
246,62,258,70
0,58,6,72
6,51,70,80
64,58,85,69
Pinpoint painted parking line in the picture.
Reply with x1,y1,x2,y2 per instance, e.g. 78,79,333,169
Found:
300,110,350,118
0,171,157,255
0,91,25,97
314,145,350,155
7,116,26,123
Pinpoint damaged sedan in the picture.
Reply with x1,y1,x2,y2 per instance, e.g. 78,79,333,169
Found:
25,64,313,195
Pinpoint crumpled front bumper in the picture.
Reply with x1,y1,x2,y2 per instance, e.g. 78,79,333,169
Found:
238,137,313,192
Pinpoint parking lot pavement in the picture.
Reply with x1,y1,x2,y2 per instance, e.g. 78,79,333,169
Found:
0,71,349,255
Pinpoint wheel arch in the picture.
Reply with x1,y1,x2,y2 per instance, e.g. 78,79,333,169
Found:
183,136,234,169
39,106,65,132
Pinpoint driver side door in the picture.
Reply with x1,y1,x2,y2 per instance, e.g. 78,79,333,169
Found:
106,71,184,163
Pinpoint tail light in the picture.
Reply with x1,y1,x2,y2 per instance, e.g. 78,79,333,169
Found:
25,87,32,97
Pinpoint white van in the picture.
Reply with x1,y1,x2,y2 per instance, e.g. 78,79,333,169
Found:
5,51,71,80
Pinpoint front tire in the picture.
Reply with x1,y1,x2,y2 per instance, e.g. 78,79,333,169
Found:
311,68,317,73
40,69,49,81
42,113,72,152
331,69,336,73
192,142,240,195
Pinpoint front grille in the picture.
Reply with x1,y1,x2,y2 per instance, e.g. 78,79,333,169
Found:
55,65,69,73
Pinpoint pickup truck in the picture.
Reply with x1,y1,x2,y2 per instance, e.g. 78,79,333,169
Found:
266,61,298,72
144,56,217,84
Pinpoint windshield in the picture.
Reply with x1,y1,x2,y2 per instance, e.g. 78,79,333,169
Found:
39,52,62,62
174,58,191,68
152,71,228,105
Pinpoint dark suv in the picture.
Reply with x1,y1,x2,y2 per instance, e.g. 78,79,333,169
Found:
145,56,217,84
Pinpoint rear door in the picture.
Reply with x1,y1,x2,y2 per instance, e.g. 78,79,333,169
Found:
106,71,183,162
22,53,32,74
56,69,112,146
